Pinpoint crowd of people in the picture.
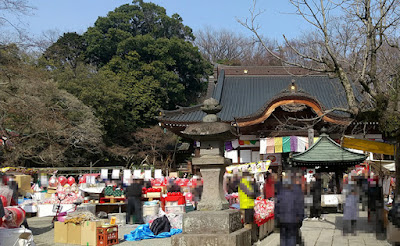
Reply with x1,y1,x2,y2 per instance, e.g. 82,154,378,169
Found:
225,168,398,246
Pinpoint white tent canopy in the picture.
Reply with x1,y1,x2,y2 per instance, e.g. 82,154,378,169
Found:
382,163,395,172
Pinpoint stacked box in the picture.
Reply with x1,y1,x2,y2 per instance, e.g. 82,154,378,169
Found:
165,205,185,214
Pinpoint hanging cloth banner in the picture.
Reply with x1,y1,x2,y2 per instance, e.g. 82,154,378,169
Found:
297,137,307,152
282,136,291,153
341,136,394,155
231,139,239,149
259,138,267,154
239,140,245,145
226,160,271,174
274,137,283,153
266,138,275,153
101,169,108,180
290,136,298,152
225,141,233,151
250,140,257,145
244,140,251,145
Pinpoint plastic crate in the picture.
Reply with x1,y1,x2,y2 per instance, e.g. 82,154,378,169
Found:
97,225,118,246
185,205,195,213
165,205,185,214
143,204,159,216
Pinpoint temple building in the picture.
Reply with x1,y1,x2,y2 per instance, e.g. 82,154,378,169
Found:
158,65,381,172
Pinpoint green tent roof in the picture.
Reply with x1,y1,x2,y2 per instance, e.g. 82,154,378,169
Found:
291,132,367,166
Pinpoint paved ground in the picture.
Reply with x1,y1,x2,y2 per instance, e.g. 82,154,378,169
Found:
256,209,391,246
28,208,390,246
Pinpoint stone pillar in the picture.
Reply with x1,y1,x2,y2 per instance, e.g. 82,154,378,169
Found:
173,98,252,246
197,167,229,211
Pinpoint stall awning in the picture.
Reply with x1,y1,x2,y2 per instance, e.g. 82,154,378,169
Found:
292,130,367,167
341,136,394,155
368,160,395,173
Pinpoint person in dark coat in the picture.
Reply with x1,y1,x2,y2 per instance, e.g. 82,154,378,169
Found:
125,178,144,224
368,176,384,238
310,173,322,220
275,170,304,246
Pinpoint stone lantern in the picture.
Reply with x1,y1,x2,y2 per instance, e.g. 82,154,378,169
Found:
171,98,252,246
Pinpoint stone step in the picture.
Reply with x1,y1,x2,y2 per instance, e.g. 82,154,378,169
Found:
182,209,243,234
172,227,252,246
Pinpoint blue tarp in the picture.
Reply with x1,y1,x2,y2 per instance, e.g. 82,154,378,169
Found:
124,224,182,241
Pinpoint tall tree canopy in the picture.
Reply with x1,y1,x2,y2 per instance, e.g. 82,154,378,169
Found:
42,0,211,144
0,44,103,166
84,0,194,66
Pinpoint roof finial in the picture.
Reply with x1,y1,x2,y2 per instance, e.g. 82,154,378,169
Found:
201,98,222,122
320,127,328,136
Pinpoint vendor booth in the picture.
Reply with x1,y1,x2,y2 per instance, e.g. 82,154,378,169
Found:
291,128,367,209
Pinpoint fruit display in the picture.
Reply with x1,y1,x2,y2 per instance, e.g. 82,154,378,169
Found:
104,186,114,196
113,188,124,197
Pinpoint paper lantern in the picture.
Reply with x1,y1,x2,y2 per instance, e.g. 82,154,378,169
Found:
58,176,67,186
67,176,75,186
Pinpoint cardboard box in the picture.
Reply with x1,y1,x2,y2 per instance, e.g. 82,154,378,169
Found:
47,188,57,194
146,192,161,198
67,223,82,245
15,175,32,195
44,193,53,199
54,221,68,244
387,222,400,243
81,221,103,246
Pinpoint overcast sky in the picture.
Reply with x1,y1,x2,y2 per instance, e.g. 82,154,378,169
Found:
9,0,310,43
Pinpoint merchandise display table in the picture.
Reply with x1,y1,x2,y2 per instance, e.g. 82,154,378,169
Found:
20,204,37,213
37,204,75,217
95,203,126,214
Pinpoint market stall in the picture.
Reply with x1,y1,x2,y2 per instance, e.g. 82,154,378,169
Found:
224,161,276,240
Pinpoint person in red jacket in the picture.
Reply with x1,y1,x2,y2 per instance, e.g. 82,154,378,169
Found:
264,171,275,199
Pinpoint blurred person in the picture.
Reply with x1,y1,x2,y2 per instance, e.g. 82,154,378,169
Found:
167,179,180,192
275,169,304,246
368,176,385,238
388,196,400,229
343,175,359,235
310,173,323,221
192,176,203,209
360,173,369,211
239,171,258,242
125,178,144,225
264,171,275,200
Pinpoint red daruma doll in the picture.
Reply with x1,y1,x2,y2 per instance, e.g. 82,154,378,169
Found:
67,176,76,186
58,176,68,186
2,207,26,228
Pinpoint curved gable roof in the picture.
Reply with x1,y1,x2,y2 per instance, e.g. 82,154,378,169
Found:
160,69,352,123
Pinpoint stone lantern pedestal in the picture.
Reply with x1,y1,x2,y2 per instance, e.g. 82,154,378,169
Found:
171,98,252,246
